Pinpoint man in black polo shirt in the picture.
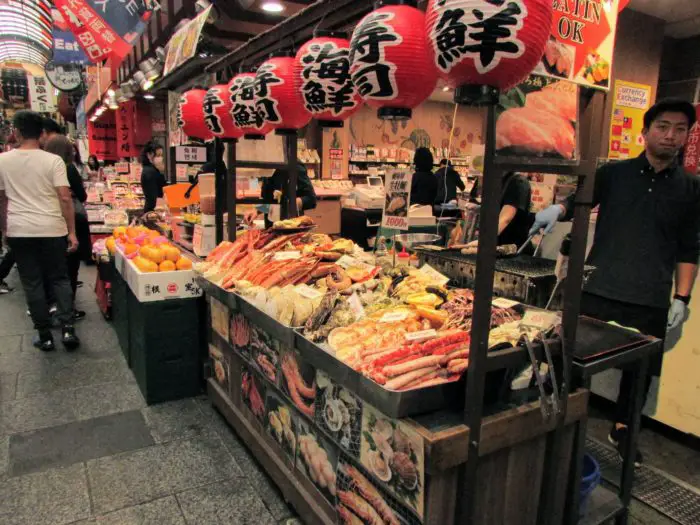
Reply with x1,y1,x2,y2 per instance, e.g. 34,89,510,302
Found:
531,99,700,465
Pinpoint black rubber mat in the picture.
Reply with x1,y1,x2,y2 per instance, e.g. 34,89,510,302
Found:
586,438,700,525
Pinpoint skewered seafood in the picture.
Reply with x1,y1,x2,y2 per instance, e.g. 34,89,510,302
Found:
341,464,400,525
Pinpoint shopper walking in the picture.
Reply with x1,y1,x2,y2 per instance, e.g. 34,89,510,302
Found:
530,99,700,465
140,141,166,213
44,135,89,321
0,111,80,351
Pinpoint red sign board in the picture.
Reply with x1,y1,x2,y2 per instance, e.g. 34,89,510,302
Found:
88,113,117,161
115,100,152,159
683,104,700,175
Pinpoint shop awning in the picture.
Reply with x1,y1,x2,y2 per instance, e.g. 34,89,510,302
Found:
0,0,53,66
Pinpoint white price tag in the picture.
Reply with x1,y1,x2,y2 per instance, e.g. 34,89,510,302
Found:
297,284,323,300
521,310,561,331
380,311,409,323
336,255,357,269
405,329,437,342
348,292,366,321
492,297,520,309
419,264,450,286
273,251,301,261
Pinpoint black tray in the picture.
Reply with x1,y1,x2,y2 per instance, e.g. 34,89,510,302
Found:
573,316,653,362
195,276,238,312
294,331,462,419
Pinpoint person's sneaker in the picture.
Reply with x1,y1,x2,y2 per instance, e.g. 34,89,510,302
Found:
49,304,58,315
61,324,80,351
76,281,84,288
0,280,12,294
72,309,86,321
32,332,55,352
608,425,643,467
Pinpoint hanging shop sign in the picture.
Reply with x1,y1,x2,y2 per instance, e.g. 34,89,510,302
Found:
426,0,553,99
162,6,212,77
178,89,214,141
607,80,652,160
256,56,312,134
51,7,90,65
229,72,274,140
0,67,29,108
88,113,118,161
496,74,579,161
295,32,363,127
382,170,413,230
535,0,620,91
683,104,700,175
349,2,438,120
28,74,57,113
44,61,83,92
203,84,243,141
53,0,155,63
175,145,207,163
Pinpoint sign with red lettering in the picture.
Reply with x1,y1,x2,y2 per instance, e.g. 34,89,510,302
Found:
382,170,412,231
88,113,117,161
534,0,620,91
683,104,700,176
53,0,154,63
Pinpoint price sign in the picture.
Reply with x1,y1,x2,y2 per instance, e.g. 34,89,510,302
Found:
492,297,520,309
521,310,561,331
380,311,409,323
418,264,450,286
297,284,323,300
273,251,301,261
405,329,437,342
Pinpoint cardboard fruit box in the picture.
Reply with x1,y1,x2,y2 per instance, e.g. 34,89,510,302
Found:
114,249,203,303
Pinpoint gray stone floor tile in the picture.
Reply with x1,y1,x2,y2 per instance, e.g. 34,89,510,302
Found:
9,410,154,477
142,398,215,444
72,381,146,421
0,463,90,525
0,389,78,435
0,435,8,479
176,480,276,525
0,372,17,402
0,334,22,355
87,434,242,514
70,496,186,525
192,396,248,453
16,357,132,399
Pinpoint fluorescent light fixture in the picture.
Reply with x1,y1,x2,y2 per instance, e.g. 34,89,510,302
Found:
262,2,284,13
143,94,155,100
442,86,450,92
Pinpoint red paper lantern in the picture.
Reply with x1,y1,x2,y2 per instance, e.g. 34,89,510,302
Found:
178,89,214,141
349,0,438,120
256,54,312,134
425,0,553,104
295,31,363,127
228,72,274,140
203,84,243,141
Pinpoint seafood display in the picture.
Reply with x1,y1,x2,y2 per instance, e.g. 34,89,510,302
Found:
230,314,251,351
252,327,280,383
337,462,401,525
296,421,338,503
273,215,315,231
209,344,229,392
316,371,362,455
242,368,265,421
266,394,296,461
281,349,316,418
361,405,424,517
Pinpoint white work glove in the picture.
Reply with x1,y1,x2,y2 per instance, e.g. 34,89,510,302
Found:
667,299,688,331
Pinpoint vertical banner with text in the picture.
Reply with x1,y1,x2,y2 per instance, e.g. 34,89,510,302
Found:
28,75,57,113
683,105,700,175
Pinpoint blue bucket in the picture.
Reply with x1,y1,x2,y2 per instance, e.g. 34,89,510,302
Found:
579,453,601,517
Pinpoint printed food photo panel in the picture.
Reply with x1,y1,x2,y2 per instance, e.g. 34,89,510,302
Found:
265,389,297,465
280,346,317,420
209,344,230,394
241,365,266,424
230,313,253,360
210,297,230,342
295,418,339,507
360,404,425,521
315,370,363,458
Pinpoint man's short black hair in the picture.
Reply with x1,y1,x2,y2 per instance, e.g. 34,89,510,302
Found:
13,111,45,140
643,98,696,129
43,117,63,135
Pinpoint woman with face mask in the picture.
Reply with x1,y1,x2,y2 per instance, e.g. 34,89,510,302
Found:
140,141,166,213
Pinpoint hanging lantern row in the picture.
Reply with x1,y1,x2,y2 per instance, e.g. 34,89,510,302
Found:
178,0,553,137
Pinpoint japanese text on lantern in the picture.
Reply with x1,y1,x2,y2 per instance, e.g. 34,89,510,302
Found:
349,12,402,99
300,42,357,116
254,64,283,124
430,0,527,74
203,90,224,135
230,77,260,129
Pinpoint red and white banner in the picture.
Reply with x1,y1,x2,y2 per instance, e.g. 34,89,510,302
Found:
683,104,700,175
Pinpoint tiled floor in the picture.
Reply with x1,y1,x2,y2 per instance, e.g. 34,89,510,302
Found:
0,263,695,525
0,265,298,525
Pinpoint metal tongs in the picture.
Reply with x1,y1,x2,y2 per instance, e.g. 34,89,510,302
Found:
520,322,562,421
516,230,546,257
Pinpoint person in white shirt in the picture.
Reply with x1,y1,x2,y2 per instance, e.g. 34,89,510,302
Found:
0,111,80,351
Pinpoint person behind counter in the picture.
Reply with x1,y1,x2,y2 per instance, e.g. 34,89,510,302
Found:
244,161,317,227
530,98,700,466
140,141,166,213
435,159,465,204
410,147,438,206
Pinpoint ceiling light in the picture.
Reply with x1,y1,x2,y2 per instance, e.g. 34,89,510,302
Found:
107,88,115,97
155,46,166,63
262,2,285,13
143,94,155,100
139,58,162,82
134,71,154,91
442,86,450,92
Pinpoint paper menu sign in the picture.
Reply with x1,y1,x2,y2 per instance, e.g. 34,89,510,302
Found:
418,264,450,286
382,170,412,231
492,297,520,309
273,251,301,261
521,310,561,331
380,311,408,323
297,284,323,300
405,329,437,342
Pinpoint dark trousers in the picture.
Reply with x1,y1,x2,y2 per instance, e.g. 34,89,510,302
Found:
67,250,81,300
580,292,667,426
8,237,73,332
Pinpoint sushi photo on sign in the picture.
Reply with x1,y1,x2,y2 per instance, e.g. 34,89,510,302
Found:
382,170,412,231
495,74,578,162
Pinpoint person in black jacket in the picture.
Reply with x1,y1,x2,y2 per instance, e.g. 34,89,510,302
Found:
434,159,466,204
244,161,317,227
410,147,437,206
140,141,166,212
